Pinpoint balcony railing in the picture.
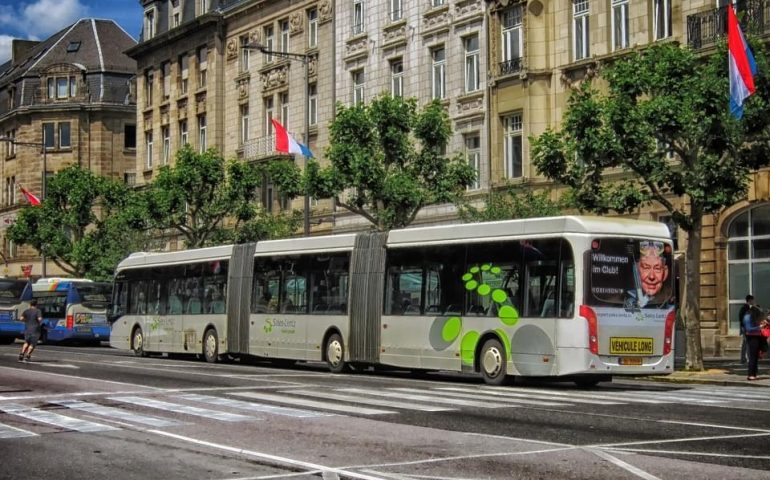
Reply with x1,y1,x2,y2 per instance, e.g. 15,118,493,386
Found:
499,57,523,76
242,133,303,160
687,0,770,49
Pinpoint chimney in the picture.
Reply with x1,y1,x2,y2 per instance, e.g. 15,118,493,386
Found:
11,39,40,66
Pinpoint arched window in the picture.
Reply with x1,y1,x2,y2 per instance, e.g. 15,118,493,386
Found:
727,204,770,331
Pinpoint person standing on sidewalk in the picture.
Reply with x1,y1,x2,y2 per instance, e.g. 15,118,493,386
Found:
18,299,43,362
743,305,768,380
739,294,755,364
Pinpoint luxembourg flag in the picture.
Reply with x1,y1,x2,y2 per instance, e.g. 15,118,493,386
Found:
18,185,41,206
728,4,757,119
271,119,313,157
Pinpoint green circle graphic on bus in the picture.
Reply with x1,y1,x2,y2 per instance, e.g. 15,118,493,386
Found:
460,330,480,364
442,316,462,342
464,280,478,291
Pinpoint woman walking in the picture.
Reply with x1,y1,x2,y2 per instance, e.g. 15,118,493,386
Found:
743,306,768,380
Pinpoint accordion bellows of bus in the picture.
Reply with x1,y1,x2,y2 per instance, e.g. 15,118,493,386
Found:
109,216,676,386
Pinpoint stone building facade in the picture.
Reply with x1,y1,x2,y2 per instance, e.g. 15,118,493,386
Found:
0,19,137,278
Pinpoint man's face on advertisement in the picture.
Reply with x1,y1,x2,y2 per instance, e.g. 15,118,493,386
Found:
639,255,668,296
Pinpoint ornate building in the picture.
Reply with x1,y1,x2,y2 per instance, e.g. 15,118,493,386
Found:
0,19,137,278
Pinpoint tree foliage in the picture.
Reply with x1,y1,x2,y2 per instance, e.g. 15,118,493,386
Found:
531,42,770,370
145,145,300,248
459,186,570,223
292,95,476,231
7,166,145,280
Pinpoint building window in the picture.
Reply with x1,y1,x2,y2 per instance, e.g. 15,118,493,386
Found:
179,54,189,95
5,176,16,206
432,0,444,6
611,0,629,51
464,35,480,92
573,0,590,61
432,47,446,100
240,35,250,72
727,204,770,332
654,0,672,40
308,83,318,126
179,119,188,145
353,70,365,105
144,70,154,106
308,9,318,48
58,122,71,148
162,126,170,164
144,8,156,39
161,61,171,98
465,135,481,190
501,6,523,73
280,92,289,127
43,123,55,149
197,46,208,88
503,113,523,179
47,76,77,99
280,19,290,53
145,131,153,169
240,105,250,144
353,0,365,35
197,0,210,15
4,129,15,157
264,97,274,135
390,0,402,21
390,59,404,97
264,25,274,63
124,124,136,149
198,115,207,152
171,0,181,28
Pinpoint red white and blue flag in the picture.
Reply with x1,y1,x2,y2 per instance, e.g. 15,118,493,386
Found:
728,4,757,119
271,119,313,157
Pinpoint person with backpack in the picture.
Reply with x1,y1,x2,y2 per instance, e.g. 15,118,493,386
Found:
18,299,43,362
738,294,755,364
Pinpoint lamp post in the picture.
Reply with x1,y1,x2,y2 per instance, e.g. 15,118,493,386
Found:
243,42,311,236
0,136,47,277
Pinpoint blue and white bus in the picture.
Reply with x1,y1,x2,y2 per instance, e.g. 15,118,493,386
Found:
0,279,32,344
29,278,111,344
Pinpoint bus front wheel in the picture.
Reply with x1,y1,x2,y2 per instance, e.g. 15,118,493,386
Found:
325,333,348,374
132,327,147,357
203,328,219,363
479,338,509,386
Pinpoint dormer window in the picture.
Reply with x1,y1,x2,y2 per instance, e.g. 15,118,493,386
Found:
66,41,81,53
46,75,77,99
144,8,157,39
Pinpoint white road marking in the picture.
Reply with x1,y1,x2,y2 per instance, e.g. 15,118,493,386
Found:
479,386,667,404
0,403,118,433
290,389,455,412
109,396,254,422
393,387,571,408
338,388,510,409
178,394,332,418
0,365,164,391
230,391,395,415
52,399,181,427
588,448,661,480
602,446,770,460
0,422,37,439
36,363,80,369
436,386,623,405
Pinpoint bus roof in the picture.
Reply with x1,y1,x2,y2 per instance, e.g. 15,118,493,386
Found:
118,244,234,270
32,278,95,292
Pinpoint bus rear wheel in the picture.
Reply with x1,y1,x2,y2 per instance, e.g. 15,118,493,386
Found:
132,327,147,357
203,328,219,363
325,333,348,374
479,338,509,386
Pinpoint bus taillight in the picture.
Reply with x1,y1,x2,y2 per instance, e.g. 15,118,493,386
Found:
66,314,74,330
580,305,599,355
663,310,676,355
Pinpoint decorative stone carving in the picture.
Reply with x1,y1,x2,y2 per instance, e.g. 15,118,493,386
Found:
456,95,484,115
455,0,481,18
226,39,238,61
423,10,450,31
383,25,406,44
319,0,333,23
307,54,318,78
289,12,303,34
260,65,289,91
238,77,250,98
345,36,368,57
250,30,261,45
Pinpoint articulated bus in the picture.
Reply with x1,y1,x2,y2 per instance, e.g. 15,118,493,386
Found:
109,216,676,386
31,278,112,343
0,279,32,344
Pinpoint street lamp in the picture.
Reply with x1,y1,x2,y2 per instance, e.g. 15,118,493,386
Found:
243,42,311,236
0,135,47,277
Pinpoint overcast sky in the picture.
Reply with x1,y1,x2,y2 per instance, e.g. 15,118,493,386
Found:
0,0,142,63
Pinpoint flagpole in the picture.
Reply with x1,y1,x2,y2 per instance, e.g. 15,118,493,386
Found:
303,55,310,237
41,142,46,277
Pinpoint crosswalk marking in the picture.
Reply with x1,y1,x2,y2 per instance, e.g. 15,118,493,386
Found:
178,394,333,418
229,391,396,416
0,422,37,439
337,388,512,409
108,396,253,422
0,403,118,433
290,389,456,412
52,400,181,427
393,387,573,408
479,386,668,404
435,386,624,406
676,388,767,402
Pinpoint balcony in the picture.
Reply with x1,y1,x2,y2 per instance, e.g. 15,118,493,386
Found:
242,133,303,160
687,0,770,49
498,57,523,76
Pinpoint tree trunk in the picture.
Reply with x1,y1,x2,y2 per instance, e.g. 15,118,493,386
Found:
682,213,704,371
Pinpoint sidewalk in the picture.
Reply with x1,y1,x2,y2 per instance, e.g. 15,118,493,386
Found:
634,357,770,387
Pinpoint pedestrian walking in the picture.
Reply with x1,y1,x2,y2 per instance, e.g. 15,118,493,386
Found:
742,305,768,380
738,294,755,364
18,299,43,362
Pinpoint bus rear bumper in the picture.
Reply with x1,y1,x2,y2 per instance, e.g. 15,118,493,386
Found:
0,322,24,337
45,325,110,343
557,348,674,376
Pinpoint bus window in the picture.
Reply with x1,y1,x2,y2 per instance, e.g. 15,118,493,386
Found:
465,241,522,317
310,254,349,314
0,279,29,305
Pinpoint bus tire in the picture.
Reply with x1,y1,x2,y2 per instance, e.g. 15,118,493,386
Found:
325,333,348,374
203,328,219,363
479,338,509,386
132,327,147,357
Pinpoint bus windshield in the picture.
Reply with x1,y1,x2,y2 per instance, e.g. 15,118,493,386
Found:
0,279,29,305
74,282,111,308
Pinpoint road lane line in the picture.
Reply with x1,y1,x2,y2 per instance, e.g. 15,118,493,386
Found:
52,399,181,427
109,396,254,422
588,448,661,480
393,387,572,408
0,422,37,439
0,403,119,433
659,419,770,432
0,365,164,390
479,386,667,404
601,447,770,460
230,391,395,415
338,388,510,409
178,394,333,418
290,390,456,412
436,386,623,405
593,431,770,448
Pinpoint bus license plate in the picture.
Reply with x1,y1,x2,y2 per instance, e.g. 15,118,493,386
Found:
610,337,653,355
619,357,643,366
76,326,92,334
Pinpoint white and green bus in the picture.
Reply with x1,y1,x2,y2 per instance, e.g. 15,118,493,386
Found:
109,216,676,386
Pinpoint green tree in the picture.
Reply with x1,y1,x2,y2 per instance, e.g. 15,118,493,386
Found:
458,186,570,223
8,166,145,280
293,95,475,231
531,42,770,370
145,145,299,248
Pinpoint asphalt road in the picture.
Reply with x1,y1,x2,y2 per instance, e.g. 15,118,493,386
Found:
1,342,769,480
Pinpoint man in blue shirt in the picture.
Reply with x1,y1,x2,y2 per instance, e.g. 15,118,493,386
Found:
738,294,754,364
